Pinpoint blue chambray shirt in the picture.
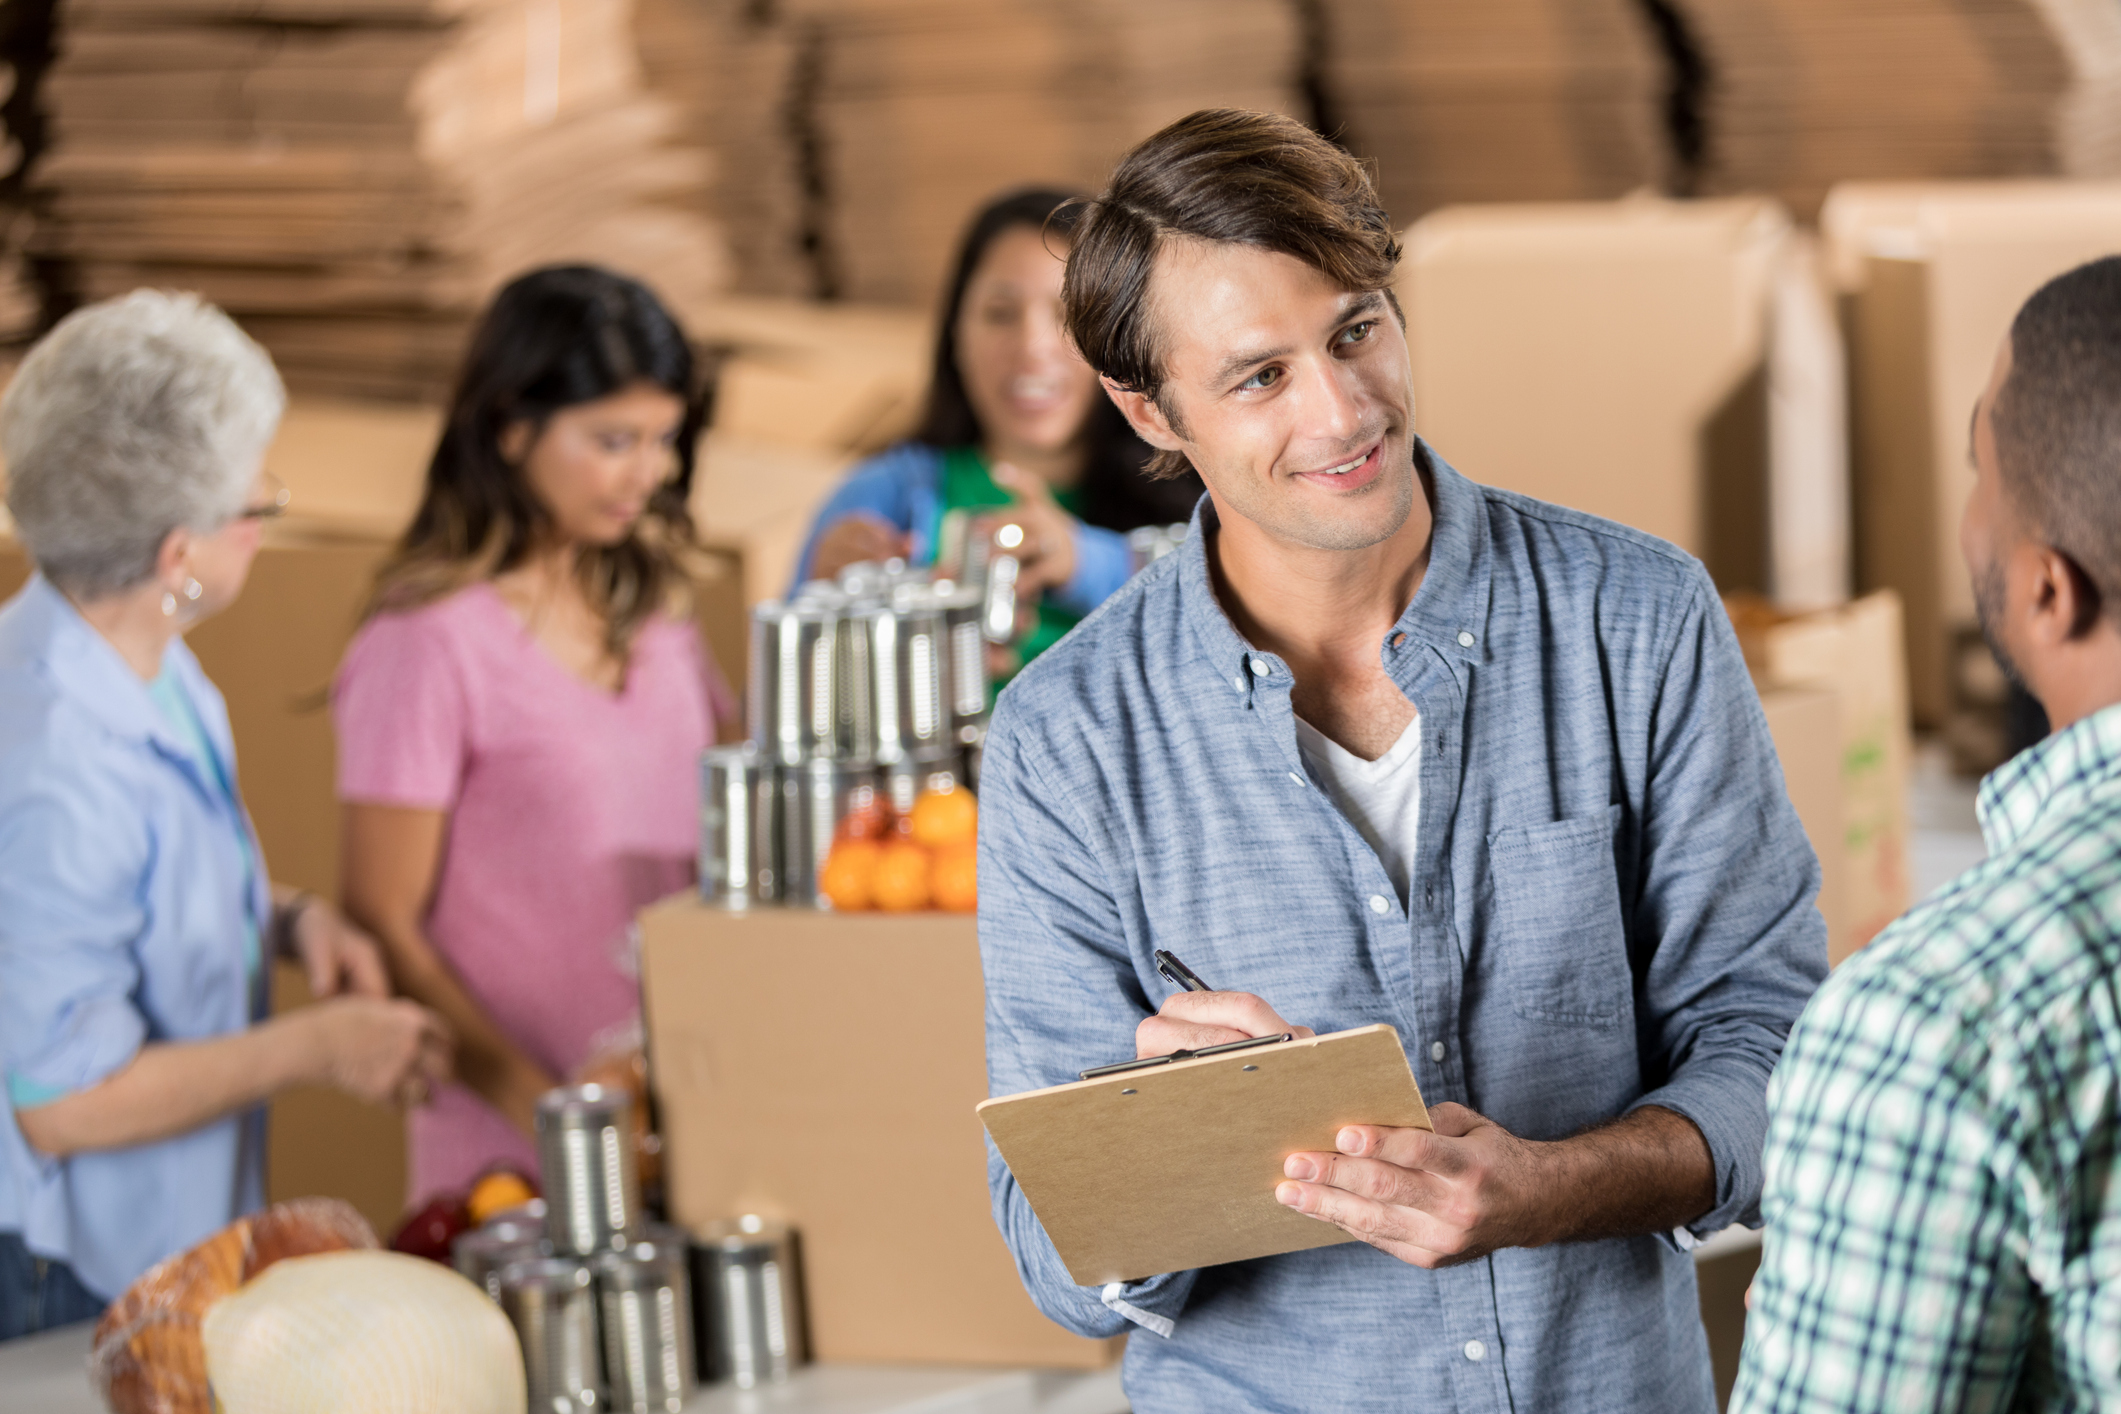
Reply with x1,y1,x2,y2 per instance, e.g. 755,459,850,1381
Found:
978,446,1827,1414
0,574,270,1300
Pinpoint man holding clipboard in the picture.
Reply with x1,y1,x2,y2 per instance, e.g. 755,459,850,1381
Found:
977,109,1826,1413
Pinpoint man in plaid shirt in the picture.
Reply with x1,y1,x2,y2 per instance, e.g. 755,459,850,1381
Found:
1735,256,2121,1411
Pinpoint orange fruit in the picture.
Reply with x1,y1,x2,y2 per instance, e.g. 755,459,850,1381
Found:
871,840,933,912
909,785,978,850
819,839,883,911
467,1169,538,1226
931,842,978,913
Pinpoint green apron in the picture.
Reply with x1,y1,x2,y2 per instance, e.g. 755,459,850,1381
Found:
937,447,1085,672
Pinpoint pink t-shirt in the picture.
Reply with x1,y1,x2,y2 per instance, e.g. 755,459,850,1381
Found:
333,583,729,1205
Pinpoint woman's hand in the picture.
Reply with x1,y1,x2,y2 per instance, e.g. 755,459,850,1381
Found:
297,997,454,1109
810,513,911,582
980,461,1080,598
288,898,392,1000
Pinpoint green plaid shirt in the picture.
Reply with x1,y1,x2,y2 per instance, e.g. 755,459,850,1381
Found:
1734,702,2121,1413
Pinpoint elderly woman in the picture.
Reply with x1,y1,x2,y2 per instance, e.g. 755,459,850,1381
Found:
0,291,450,1339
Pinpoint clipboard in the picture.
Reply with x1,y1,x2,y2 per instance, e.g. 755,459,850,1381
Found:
977,1024,1431,1285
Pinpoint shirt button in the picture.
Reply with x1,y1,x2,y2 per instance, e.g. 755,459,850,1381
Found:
1230,675,1244,690
1368,895,1390,915
1288,772,1304,786
1457,631,1476,648
1463,1339,1486,1362
1430,1042,1447,1062
1249,657,1271,676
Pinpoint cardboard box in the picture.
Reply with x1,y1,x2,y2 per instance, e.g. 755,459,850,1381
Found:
1755,683,1847,963
639,898,1121,1370
1401,197,1849,608
1822,180,2121,727
1730,591,1914,962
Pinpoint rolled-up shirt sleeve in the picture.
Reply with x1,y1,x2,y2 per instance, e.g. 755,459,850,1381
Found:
0,753,153,1115
1048,523,1134,620
1624,573,1830,1236
977,706,1197,1338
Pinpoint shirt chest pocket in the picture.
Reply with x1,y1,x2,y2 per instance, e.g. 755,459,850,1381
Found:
1486,804,1630,1028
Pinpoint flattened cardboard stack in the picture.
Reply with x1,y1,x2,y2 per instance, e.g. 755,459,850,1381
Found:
1677,0,2121,216
0,0,52,344
1821,180,2121,755
33,0,727,399
1324,0,1667,224
1399,196,1849,608
639,0,1300,307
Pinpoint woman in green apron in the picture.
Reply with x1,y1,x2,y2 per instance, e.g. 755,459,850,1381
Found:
795,188,1202,677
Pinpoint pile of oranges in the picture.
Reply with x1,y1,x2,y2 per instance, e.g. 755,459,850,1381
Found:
818,780,979,913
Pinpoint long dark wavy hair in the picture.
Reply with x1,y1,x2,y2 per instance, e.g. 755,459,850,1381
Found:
914,188,1203,530
364,265,710,651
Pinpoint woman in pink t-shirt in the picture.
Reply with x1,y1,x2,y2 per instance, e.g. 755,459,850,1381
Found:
333,266,736,1204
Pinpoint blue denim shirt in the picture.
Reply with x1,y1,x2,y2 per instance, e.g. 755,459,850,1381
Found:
978,447,1827,1413
0,575,270,1300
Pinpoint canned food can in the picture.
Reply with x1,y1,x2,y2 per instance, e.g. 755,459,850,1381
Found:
700,745,777,906
536,1084,641,1257
452,1212,550,1303
750,599,841,765
935,583,988,746
694,1217,805,1389
498,1256,602,1413
595,1239,697,1414
891,587,953,761
779,760,877,908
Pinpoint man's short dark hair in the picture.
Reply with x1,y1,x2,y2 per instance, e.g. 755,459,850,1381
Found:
1994,255,2121,613
1062,109,1401,479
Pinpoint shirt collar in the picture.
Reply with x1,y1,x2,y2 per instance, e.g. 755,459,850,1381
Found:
1977,699,2121,855
13,572,208,761
1176,439,1496,685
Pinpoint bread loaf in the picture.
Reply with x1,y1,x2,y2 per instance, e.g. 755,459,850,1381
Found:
90,1199,378,1414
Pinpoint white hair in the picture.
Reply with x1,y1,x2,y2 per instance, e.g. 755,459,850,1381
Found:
2,290,285,597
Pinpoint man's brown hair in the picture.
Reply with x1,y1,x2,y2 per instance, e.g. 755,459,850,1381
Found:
1062,108,1401,478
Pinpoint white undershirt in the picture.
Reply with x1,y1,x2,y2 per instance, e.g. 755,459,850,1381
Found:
1294,712,1423,907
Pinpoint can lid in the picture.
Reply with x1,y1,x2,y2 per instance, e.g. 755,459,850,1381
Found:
534,1083,630,1126
453,1220,548,1259
592,1243,687,1287
496,1255,593,1292
699,1214,791,1250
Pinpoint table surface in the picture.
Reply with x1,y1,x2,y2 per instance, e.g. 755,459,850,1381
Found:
0,1323,1130,1414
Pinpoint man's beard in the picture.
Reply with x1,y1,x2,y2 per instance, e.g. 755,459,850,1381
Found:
1973,557,2027,691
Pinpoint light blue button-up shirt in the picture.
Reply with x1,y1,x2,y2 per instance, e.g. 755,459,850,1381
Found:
978,447,1828,1413
0,574,270,1300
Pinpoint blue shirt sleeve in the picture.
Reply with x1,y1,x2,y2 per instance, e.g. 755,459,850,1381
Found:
1623,572,1830,1237
790,444,944,590
976,706,1198,1337
0,744,153,1110
1049,524,1134,619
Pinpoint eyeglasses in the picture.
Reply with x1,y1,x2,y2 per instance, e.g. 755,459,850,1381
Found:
237,475,292,522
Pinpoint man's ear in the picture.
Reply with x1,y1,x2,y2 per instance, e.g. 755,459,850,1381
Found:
1101,377,1185,453
2031,544,2107,642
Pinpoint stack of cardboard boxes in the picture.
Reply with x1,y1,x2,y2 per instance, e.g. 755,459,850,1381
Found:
637,0,1300,308
1822,179,2121,765
32,0,726,400
0,0,52,343
1323,0,1668,224
1675,0,2121,215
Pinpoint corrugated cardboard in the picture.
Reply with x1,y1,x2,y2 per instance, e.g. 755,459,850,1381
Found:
1823,180,2121,727
1756,684,1847,963
1731,591,1914,962
639,898,1121,1370
1401,197,1848,605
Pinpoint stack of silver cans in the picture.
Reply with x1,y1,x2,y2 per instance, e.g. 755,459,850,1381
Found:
465,1085,702,1412
703,559,990,909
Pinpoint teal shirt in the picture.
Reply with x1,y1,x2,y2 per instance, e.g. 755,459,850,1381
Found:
147,668,262,985
1738,702,2121,1412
